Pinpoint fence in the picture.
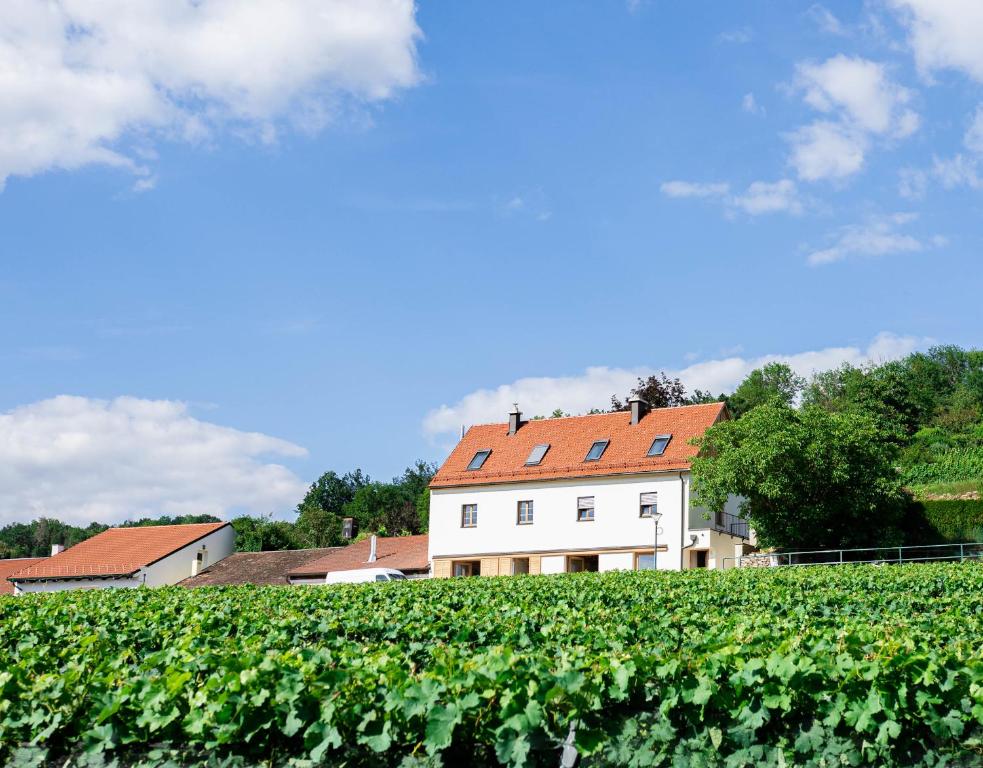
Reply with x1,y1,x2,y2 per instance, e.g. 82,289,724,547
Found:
723,541,983,569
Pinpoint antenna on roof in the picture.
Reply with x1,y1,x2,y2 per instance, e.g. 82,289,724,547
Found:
461,424,465,439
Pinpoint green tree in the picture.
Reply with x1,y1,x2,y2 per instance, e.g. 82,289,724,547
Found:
691,402,907,550
342,483,419,536
611,372,688,411
231,516,301,552
727,363,805,418
294,470,369,547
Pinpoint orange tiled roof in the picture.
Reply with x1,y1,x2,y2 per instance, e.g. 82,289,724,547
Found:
288,534,430,577
0,558,46,595
430,402,726,488
9,522,230,581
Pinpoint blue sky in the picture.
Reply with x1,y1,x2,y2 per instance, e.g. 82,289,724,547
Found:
1,1,981,524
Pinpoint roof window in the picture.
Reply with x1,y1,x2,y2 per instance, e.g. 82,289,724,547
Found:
525,443,550,465
466,449,491,471
647,435,672,456
584,440,609,462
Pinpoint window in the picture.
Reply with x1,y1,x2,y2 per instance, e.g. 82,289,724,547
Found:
636,553,655,571
375,574,389,582
525,443,550,465
461,504,478,527
453,561,478,577
640,492,658,518
517,500,534,524
584,440,609,461
467,449,491,470
511,557,530,575
577,496,595,522
647,434,672,456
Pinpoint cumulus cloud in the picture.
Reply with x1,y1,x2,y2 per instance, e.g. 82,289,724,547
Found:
661,178,801,215
730,179,802,215
965,105,983,154
786,55,918,181
808,4,847,36
660,181,730,198
0,0,421,189
423,333,925,437
805,212,944,266
889,0,983,82
0,395,308,525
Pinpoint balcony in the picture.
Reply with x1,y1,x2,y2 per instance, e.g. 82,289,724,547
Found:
689,508,749,539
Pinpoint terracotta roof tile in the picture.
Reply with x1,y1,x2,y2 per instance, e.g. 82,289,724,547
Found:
10,522,230,581
180,548,340,587
0,558,46,595
430,403,726,488
288,535,430,578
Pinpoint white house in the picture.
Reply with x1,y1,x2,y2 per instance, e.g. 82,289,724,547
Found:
8,522,235,594
428,399,751,577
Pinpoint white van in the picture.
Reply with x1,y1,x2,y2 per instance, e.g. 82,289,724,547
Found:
324,567,407,584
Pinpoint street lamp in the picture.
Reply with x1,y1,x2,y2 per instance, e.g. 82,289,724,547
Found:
652,511,663,571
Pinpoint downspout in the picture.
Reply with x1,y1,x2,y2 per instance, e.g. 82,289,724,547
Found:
680,471,687,569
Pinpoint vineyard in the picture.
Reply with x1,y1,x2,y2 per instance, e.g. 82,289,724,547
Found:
1,565,981,767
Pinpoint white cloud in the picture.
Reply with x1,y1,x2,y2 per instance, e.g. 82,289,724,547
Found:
717,26,753,44
889,0,983,82
805,212,942,266
787,55,918,181
662,178,801,215
0,395,308,525
730,179,802,215
660,180,730,198
423,333,926,437
795,55,917,136
898,167,928,199
0,0,421,189
787,121,868,181
964,105,983,154
932,154,982,189
808,4,847,35
742,92,763,115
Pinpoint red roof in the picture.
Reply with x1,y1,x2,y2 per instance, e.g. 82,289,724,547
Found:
430,402,726,488
9,522,230,581
288,535,430,577
0,558,46,595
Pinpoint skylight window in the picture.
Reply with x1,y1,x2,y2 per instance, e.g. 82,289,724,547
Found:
584,440,609,462
525,443,550,465
647,435,672,457
467,449,491,470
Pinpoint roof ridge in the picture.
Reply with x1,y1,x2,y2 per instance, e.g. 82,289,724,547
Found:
106,521,226,531
463,401,724,430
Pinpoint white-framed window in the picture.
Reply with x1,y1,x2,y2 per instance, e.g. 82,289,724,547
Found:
640,492,658,518
517,500,534,525
577,496,595,522
461,504,478,528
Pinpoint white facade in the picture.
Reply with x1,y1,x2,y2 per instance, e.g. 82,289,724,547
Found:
429,471,745,573
13,525,235,595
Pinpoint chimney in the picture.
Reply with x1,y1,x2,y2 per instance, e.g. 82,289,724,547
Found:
629,395,649,425
342,517,355,540
50,544,65,556
367,535,378,563
508,404,522,435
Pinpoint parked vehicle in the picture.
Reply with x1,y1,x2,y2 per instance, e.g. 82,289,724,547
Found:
324,567,406,584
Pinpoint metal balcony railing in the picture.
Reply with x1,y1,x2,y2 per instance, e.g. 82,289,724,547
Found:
688,509,750,539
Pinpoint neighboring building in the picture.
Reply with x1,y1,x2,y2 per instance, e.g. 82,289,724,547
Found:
181,548,339,587
428,400,750,577
8,522,234,594
287,534,430,584
0,558,46,596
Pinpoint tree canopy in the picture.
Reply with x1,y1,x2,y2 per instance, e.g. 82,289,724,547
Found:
691,402,908,550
